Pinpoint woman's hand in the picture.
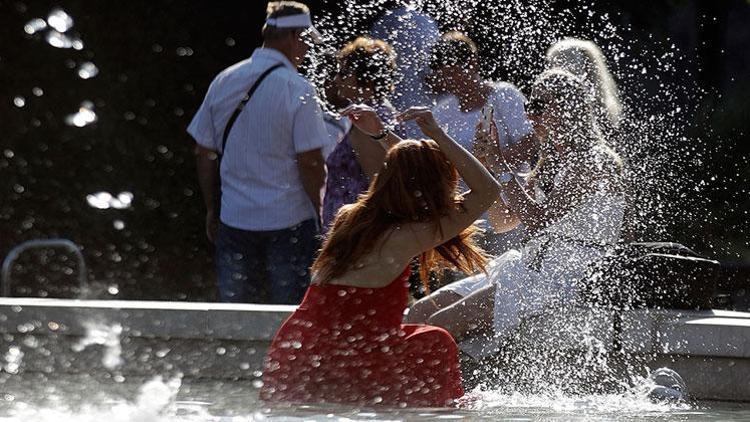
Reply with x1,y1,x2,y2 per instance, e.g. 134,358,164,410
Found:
396,106,444,140
473,121,505,170
340,104,385,136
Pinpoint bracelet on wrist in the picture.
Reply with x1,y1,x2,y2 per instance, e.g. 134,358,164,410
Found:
370,128,388,140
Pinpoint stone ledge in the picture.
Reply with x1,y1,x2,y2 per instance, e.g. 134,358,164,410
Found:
0,298,295,341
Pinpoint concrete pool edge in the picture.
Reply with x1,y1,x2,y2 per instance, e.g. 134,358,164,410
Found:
0,298,749,401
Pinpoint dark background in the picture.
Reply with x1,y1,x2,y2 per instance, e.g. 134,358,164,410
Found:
0,0,748,301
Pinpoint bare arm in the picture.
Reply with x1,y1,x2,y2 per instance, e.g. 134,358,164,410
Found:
340,104,499,253
195,144,220,243
475,121,561,232
348,127,389,180
396,107,500,251
501,153,614,234
338,104,404,180
297,148,326,216
503,133,539,167
486,199,521,233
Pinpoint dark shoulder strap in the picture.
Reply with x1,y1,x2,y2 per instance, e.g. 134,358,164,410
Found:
220,63,284,156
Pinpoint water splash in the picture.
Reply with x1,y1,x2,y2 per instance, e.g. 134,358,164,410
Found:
47,8,74,33
65,101,98,127
3,346,24,374
310,0,711,245
71,321,123,370
2,376,187,422
23,18,47,35
85,191,134,210
77,62,100,80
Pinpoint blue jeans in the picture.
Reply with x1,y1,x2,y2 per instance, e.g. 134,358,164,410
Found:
215,219,319,304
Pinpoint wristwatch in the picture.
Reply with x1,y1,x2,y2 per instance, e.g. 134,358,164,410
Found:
370,128,389,140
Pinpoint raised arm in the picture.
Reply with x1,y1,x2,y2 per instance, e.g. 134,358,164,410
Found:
397,107,500,250
501,150,619,234
340,104,404,179
503,133,539,167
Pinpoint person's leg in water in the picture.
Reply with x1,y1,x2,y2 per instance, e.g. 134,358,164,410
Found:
406,290,464,323
406,272,489,324
427,283,497,342
265,218,319,304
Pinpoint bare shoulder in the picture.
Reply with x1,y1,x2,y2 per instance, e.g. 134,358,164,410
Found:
380,222,433,257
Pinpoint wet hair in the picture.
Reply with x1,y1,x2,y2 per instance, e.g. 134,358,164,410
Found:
531,69,598,143
312,139,488,290
262,1,310,41
528,69,623,191
337,36,397,101
546,38,623,129
429,31,479,70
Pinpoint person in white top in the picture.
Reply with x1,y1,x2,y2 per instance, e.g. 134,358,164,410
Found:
404,32,535,320
428,31,535,250
371,1,440,137
188,1,329,304
424,70,626,352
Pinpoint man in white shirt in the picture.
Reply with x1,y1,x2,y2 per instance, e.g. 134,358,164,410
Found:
405,31,537,323
188,1,329,304
428,31,537,256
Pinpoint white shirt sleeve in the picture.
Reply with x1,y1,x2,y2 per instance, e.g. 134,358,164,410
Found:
187,80,219,151
291,82,330,154
494,85,533,145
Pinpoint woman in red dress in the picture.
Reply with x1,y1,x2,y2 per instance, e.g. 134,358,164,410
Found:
260,105,501,407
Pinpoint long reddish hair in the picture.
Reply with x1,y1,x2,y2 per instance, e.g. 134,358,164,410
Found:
312,139,488,291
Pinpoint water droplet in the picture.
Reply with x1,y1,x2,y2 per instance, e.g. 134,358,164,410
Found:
77,62,99,79
107,285,119,295
65,101,97,127
47,8,74,33
24,18,47,35
113,220,125,231
12,96,25,108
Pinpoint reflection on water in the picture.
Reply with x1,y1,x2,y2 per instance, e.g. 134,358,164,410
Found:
0,372,748,421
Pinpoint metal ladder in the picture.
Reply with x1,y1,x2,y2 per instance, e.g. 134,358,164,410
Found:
1,239,87,297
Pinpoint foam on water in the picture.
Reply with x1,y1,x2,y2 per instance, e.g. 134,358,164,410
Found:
0,376,188,422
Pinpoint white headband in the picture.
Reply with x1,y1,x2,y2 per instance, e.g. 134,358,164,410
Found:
265,13,313,28
266,13,322,44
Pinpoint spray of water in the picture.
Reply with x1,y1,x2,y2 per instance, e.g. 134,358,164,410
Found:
3,376,186,422
303,0,714,404
71,321,124,370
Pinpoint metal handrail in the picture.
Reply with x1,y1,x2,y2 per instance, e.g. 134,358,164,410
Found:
1,239,87,297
